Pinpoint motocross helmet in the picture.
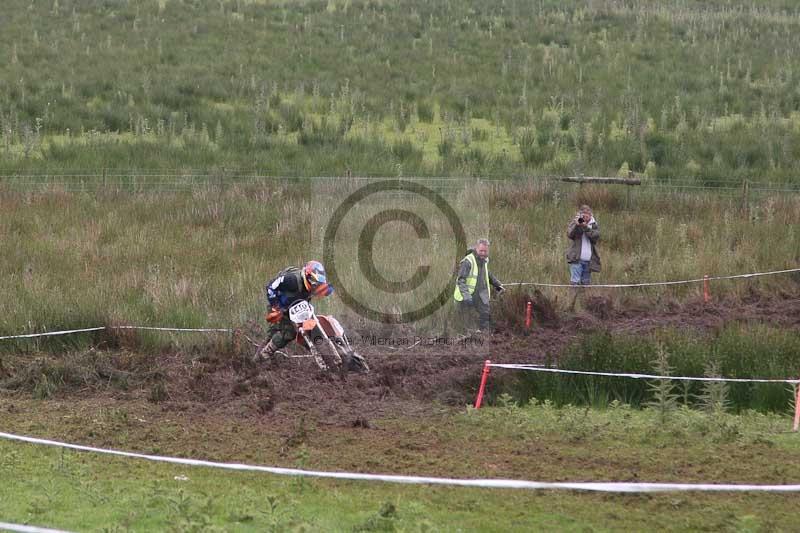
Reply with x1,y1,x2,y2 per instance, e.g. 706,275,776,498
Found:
303,260,333,297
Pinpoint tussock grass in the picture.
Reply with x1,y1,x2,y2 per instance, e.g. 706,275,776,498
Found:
0,349,160,399
1,180,798,347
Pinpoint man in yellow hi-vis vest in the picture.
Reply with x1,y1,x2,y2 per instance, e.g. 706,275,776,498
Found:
454,238,505,331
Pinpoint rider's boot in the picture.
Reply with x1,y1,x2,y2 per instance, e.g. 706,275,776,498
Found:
254,340,279,363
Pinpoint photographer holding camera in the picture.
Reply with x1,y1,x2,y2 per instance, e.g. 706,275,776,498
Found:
566,205,601,285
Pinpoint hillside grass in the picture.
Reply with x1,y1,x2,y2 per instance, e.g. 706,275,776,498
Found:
3,0,800,180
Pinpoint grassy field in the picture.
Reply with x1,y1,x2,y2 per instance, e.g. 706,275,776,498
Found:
1,180,799,342
4,1,800,530
1,400,799,531
3,0,800,180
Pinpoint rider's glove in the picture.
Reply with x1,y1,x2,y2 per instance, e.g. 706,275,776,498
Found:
266,307,283,324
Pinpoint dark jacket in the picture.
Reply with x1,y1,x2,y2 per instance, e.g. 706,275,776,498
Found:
566,219,601,272
266,267,311,310
456,249,502,304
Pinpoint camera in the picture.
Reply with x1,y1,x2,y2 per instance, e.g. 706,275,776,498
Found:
577,217,585,224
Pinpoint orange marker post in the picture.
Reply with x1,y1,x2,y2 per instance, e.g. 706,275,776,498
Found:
474,359,492,409
525,301,533,329
703,275,710,303
793,383,800,432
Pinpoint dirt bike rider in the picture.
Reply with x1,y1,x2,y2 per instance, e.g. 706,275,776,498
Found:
255,260,333,362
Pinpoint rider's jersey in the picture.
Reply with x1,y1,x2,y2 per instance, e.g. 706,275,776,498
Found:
265,267,311,310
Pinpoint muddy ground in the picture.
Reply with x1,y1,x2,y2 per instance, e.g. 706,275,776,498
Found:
2,292,800,483
6,291,799,425
238,291,800,421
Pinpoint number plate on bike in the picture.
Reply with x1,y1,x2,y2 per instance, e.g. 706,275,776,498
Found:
288,301,313,323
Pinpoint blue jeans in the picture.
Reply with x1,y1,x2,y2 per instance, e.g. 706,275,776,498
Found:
569,261,592,285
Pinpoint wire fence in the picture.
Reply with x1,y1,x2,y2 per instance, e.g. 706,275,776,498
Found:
1,171,799,196
0,173,484,195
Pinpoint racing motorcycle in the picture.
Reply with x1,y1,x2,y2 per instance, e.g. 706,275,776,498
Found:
256,299,369,375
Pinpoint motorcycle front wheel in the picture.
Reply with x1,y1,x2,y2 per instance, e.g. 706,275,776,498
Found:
310,327,344,374
338,342,369,373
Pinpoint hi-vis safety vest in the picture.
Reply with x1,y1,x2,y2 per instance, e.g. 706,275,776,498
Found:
453,253,490,302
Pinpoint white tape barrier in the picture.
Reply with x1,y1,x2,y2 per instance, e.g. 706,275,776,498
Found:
0,327,107,340
0,523,73,533
114,326,231,333
490,364,800,384
505,266,800,289
0,325,231,341
2,431,800,493
2,267,798,340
